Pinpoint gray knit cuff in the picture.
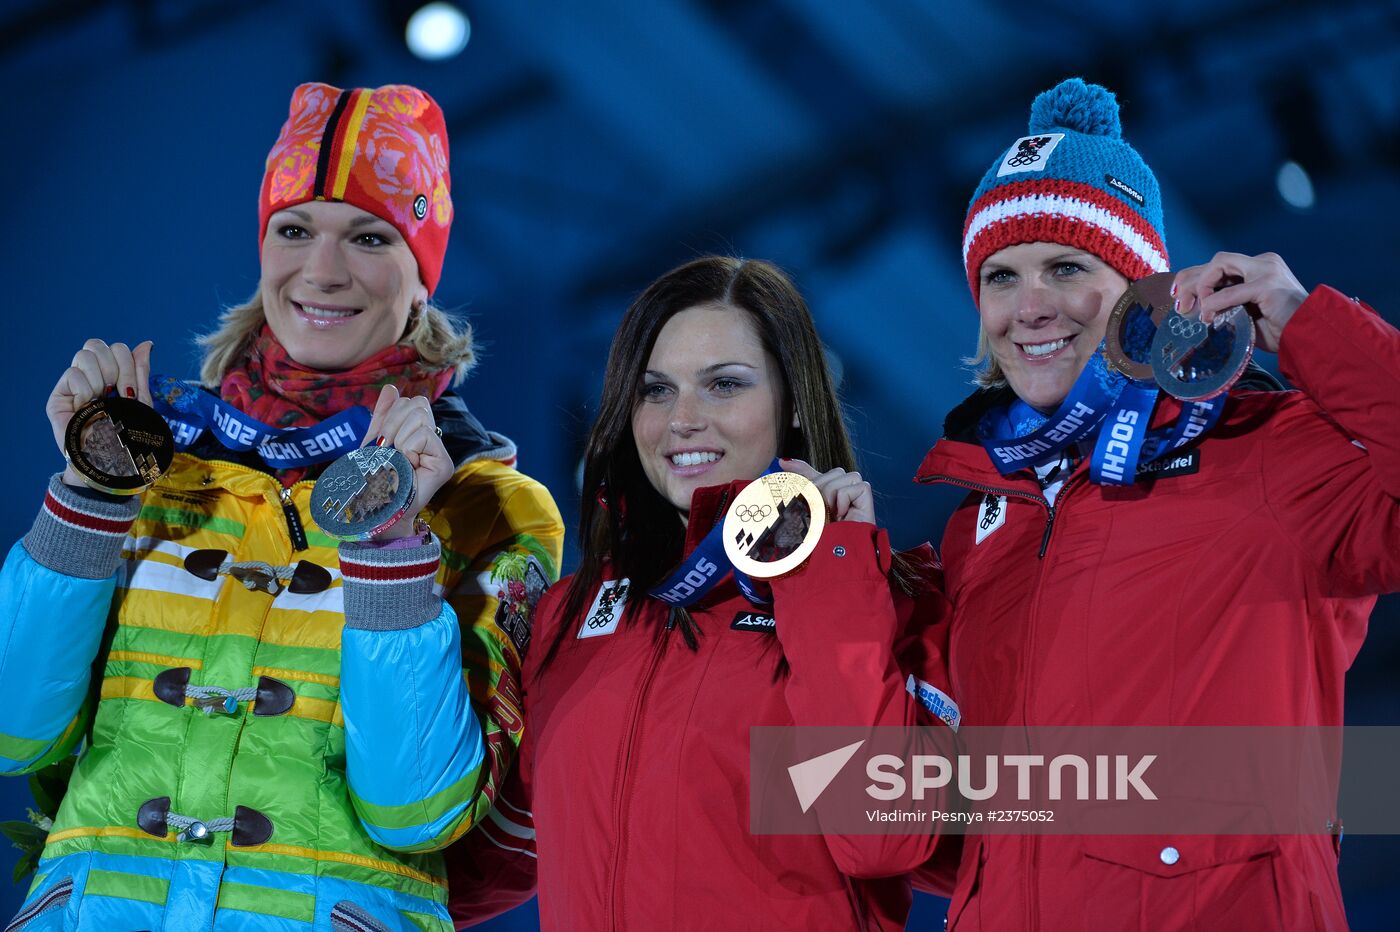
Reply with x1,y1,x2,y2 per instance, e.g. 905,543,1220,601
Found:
22,474,140,580
339,536,443,630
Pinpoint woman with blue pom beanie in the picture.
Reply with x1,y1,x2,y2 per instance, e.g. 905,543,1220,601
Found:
915,77,1400,929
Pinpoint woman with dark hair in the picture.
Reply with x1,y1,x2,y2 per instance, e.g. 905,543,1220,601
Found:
916,77,1400,929
0,83,562,930
449,256,955,930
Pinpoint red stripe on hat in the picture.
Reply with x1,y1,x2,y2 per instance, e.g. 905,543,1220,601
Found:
964,177,1163,250
966,216,1159,302
44,491,135,536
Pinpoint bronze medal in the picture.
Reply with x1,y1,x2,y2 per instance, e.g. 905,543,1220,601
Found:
64,396,175,495
1104,272,1174,381
722,472,827,580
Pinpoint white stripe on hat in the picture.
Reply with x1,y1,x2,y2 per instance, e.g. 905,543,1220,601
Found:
963,192,1169,275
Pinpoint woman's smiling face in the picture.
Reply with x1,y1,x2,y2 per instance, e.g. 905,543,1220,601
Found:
631,302,786,518
259,200,425,371
978,241,1129,413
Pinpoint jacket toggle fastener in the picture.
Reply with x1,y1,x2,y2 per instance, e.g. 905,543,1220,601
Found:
136,797,274,846
153,667,296,716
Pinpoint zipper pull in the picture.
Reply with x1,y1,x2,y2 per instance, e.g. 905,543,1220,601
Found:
281,487,309,552
1038,505,1055,559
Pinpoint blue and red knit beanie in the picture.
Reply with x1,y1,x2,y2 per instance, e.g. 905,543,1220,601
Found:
962,78,1168,307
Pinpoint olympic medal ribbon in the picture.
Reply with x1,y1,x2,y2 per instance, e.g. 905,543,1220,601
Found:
976,350,1128,475
149,374,372,469
1139,396,1226,463
1089,382,1160,485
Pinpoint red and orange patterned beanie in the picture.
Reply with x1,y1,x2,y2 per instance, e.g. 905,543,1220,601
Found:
259,83,453,295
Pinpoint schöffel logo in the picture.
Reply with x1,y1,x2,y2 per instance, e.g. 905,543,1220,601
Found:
731,611,776,632
1138,448,1201,479
1105,173,1146,205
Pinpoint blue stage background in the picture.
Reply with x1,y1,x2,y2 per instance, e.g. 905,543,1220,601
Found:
3,1,1398,927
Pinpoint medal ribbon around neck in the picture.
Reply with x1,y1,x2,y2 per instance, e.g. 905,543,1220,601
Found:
977,337,1226,487
149,374,372,470
648,459,784,609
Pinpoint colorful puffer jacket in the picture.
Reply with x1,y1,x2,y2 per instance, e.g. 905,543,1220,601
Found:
913,286,1400,931
0,394,563,932
447,481,958,931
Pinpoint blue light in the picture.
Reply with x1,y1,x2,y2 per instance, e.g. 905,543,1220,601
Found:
1276,161,1315,210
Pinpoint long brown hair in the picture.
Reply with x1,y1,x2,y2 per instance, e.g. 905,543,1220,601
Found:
547,256,901,664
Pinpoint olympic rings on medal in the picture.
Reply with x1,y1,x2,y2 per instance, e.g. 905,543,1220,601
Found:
1167,314,1206,339
734,504,773,522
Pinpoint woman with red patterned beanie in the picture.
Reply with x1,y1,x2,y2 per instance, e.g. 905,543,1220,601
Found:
0,83,562,931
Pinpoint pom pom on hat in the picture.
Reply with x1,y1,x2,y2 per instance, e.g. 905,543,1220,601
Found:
259,83,454,296
1028,77,1122,138
962,78,1167,307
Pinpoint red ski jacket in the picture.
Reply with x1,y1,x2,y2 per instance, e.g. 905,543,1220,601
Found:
448,482,955,930
913,286,1400,931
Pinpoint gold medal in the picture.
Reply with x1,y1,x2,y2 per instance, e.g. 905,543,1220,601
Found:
722,472,827,580
64,396,175,495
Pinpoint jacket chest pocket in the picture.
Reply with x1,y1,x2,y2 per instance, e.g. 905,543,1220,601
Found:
1079,836,1284,930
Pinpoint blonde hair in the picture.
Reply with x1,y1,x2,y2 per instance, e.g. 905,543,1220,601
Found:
962,323,1008,389
196,290,476,387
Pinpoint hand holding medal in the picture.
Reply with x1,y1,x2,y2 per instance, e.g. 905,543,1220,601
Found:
777,459,876,526
1170,251,1309,356
720,460,872,582
310,384,452,541
48,339,174,495
1104,272,1255,402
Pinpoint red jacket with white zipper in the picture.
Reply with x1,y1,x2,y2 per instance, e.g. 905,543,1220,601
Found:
448,481,955,930
912,286,1400,931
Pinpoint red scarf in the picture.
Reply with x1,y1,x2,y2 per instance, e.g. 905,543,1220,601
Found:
220,326,454,485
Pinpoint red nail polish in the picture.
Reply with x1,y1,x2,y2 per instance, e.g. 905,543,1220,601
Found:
374,436,386,447
125,386,136,398
104,384,115,396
